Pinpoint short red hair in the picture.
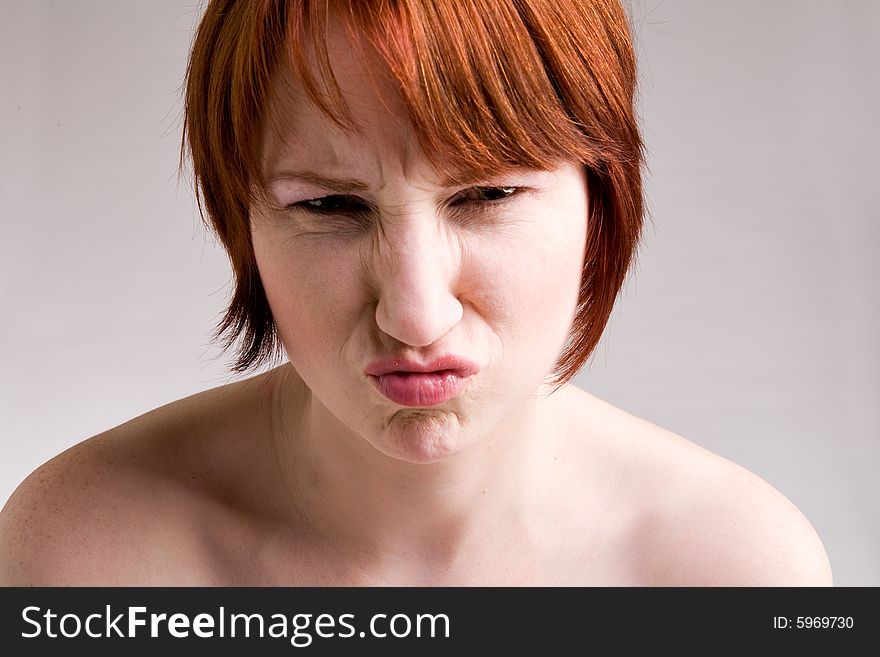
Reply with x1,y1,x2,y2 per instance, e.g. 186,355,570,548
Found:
181,0,644,385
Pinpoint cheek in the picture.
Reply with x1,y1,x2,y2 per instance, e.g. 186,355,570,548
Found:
465,212,586,348
253,234,365,361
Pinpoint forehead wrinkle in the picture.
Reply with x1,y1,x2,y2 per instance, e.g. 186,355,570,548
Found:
263,15,446,195
265,102,443,197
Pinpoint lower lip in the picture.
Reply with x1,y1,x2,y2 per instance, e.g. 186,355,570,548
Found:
369,370,473,407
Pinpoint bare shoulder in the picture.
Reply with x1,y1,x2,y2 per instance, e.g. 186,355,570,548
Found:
0,372,277,586
563,386,833,586
0,426,157,585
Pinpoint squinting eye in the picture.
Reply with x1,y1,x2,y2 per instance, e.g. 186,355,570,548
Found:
290,195,369,214
455,186,520,203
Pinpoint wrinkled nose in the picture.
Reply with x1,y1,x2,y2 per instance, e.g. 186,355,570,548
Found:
374,225,463,347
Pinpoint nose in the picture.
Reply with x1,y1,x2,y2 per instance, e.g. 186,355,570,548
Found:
373,222,463,347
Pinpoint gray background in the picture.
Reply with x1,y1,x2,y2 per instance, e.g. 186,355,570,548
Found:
1,1,877,585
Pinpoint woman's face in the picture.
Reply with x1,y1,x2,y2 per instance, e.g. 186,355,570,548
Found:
251,27,588,464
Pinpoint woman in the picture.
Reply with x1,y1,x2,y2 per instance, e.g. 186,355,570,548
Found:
0,0,832,585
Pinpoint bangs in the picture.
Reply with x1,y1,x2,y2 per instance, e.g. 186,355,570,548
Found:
264,0,622,187
182,0,643,379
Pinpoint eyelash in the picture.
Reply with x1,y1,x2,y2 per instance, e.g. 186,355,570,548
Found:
286,186,524,217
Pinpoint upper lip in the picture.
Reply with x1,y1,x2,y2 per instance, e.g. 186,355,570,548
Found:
364,355,480,377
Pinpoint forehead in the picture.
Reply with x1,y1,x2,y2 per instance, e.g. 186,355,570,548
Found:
250,0,601,191
260,18,428,181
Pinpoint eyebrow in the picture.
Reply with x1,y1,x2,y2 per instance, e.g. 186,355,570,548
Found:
267,168,495,193
268,170,371,193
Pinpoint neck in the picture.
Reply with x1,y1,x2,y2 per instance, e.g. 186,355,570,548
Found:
268,365,569,578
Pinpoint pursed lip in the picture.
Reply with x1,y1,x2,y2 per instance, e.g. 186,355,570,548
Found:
364,355,480,407
364,355,480,378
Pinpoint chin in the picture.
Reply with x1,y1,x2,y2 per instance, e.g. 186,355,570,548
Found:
375,408,470,464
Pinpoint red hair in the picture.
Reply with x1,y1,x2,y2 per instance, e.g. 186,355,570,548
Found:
181,0,644,385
